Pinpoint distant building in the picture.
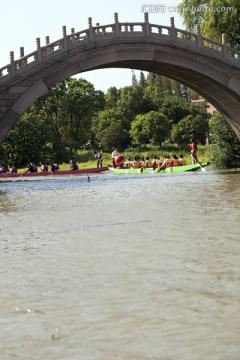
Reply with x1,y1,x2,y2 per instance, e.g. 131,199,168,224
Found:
191,99,216,117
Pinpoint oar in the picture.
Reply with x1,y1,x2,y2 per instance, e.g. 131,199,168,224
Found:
156,166,166,172
197,161,206,172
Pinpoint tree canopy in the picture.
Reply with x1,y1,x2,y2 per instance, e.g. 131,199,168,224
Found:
130,111,170,147
178,0,240,49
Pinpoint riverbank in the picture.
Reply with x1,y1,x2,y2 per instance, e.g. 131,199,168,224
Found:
15,144,211,173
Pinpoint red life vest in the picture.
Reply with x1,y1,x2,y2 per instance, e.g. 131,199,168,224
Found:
190,142,197,154
10,166,18,173
30,164,37,172
51,164,59,172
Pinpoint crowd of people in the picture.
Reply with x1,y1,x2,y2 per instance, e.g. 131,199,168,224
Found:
1,139,200,175
24,162,60,173
0,162,61,174
113,153,187,170
0,164,18,174
111,139,200,170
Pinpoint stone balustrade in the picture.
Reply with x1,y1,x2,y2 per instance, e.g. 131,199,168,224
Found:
0,13,240,81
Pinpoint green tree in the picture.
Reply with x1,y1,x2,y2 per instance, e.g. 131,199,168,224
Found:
1,111,51,167
92,108,128,148
139,71,147,88
209,112,240,168
171,114,209,145
117,85,148,124
100,122,130,152
178,0,240,49
146,111,170,145
93,109,127,134
131,70,138,85
143,85,165,111
129,114,150,147
130,111,170,146
35,78,105,157
105,86,121,109
160,96,191,125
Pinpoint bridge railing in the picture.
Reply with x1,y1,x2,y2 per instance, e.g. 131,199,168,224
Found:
0,13,240,81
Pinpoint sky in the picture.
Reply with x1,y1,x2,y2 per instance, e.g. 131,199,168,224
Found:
0,0,184,92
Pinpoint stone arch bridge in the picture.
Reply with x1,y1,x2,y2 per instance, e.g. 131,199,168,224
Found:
0,13,240,143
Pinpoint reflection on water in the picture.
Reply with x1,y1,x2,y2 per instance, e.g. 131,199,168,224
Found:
0,170,240,360
0,192,18,213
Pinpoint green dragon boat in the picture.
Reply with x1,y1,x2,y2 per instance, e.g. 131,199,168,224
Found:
108,162,210,174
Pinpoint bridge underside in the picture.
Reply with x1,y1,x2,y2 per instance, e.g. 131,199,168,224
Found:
0,41,240,142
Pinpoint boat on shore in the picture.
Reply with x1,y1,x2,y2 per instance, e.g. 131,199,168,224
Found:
0,166,108,180
108,162,210,174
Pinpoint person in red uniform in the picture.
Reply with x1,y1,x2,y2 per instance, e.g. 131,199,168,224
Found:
160,155,170,169
25,162,37,173
168,155,179,167
111,148,119,168
8,164,18,173
189,138,199,164
50,163,59,172
70,160,78,170
0,165,8,173
39,162,48,172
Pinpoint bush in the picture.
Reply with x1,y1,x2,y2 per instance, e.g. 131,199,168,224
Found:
209,113,240,168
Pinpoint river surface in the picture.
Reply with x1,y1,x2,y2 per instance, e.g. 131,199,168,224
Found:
0,170,240,360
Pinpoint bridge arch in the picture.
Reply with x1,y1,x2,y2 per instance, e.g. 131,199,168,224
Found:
0,13,240,142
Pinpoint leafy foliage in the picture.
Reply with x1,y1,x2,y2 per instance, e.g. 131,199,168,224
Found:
171,114,209,145
209,113,240,168
100,122,130,152
130,111,170,146
36,78,105,155
1,111,51,166
105,86,121,109
116,85,151,123
178,0,240,49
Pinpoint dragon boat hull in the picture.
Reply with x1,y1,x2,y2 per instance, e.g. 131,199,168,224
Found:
108,162,210,174
0,167,108,180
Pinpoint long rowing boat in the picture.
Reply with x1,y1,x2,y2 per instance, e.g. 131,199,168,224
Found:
0,166,108,179
108,162,210,174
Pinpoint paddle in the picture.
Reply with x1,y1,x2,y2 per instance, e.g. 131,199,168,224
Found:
197,161,206,172
156,167,166,173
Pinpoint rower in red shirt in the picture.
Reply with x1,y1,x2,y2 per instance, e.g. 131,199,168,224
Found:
189,138,199,164
70,160,78,170
39,162,48,172
50,163,59,172
25,162,37,173
8,164,18,173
